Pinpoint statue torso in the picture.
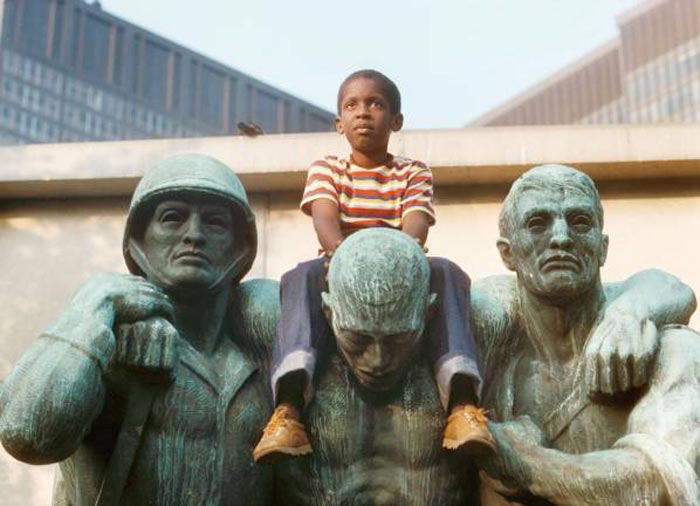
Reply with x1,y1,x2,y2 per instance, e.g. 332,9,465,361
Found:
58,337,274,506
277,350,478,506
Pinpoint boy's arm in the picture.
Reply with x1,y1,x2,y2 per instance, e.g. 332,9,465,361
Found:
585,269,697,395
311,199,344,256
401,211,430,246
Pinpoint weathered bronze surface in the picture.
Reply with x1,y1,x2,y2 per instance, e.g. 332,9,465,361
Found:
474,164,700,505
2,159,699,505
0,154,279,505
277,229,478,505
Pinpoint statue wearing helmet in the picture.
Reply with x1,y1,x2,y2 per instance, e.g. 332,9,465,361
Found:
0,154,278,506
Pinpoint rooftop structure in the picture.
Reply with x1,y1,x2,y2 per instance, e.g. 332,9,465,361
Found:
471,0,700,126
0,0,335,145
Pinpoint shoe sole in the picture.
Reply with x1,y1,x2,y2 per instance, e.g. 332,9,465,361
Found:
443,437,496,453
253,444,313,465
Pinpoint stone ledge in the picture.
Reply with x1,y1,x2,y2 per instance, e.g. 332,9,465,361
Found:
1,125,700,198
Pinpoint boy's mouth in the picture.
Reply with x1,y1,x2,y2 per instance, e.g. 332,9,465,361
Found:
354,125,374,135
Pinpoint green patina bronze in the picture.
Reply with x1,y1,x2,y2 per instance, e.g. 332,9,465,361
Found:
2,158,700,506
0,154,278,506
277,229,477,505
473,165,700,505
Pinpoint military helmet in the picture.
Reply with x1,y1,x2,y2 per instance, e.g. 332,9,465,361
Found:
123,154,257,288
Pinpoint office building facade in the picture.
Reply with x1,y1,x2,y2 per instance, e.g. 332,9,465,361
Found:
0,0,335,145
471,0,700,126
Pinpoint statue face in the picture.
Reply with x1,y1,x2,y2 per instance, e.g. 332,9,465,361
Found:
139,196,236,291
332,319,424,392
499,185,608,301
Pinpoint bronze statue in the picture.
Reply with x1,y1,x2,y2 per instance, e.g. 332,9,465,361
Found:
276,229,479,505
0,154,278,505
2,158,698,506
474,164,700,505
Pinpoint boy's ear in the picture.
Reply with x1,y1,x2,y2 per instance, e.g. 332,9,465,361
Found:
497,237,517,271
391,113,404,132
335,116,344,135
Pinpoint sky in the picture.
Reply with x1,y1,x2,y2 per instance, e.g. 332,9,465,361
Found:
100,0,641,129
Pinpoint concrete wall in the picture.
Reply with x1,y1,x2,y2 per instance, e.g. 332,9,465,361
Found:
2,125,700,504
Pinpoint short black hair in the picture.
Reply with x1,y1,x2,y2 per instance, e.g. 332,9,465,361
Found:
337,69,401,116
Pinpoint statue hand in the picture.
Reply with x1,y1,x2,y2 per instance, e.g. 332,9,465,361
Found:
115,316,179,383
481,417,544,495
73,272,174,325
584,308,658,395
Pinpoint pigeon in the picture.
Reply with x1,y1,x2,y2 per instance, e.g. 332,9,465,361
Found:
237,122,264,137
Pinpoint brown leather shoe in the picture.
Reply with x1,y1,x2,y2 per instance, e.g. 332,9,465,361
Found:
442,405,496,453
253,404,312,464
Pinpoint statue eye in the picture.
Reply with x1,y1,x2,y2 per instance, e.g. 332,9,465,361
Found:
526,216,547,230
205,213,230,229
160,209,185,224
570,214,592,231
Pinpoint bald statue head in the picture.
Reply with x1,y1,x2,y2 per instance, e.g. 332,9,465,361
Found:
322,229,436,392
497,164,609,303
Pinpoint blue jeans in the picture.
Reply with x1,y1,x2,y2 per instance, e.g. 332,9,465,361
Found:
271,256,482,409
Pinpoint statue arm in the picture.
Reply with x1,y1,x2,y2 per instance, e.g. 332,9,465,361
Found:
489,326,700,505
0,301,115,464
584,269,697,395
603,268,696,326
0,273,173,464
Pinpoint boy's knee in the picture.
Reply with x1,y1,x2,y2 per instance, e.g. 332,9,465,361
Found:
429,257,470,283
283,258,326,285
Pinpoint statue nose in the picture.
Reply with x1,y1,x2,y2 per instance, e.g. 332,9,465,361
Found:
549,218,573,249
367,342,390,370
183,215,205,246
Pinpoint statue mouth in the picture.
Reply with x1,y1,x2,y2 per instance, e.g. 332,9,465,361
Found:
540,254,580,272
174,250,210,263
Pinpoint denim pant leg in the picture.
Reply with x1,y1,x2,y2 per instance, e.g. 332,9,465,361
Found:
271,256,328,406
426,257,482,409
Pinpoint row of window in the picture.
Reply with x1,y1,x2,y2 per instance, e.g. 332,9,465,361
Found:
1,49,63,94
629,78,700,123
1,76,61,121
0,104,60,142
624,36,700,105
577,98,626,125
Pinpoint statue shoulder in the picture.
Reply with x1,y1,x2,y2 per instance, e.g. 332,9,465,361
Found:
471,275,520,369
471,275,517,330
229,278,280,367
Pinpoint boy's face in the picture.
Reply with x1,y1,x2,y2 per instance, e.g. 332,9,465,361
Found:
336,77,403,156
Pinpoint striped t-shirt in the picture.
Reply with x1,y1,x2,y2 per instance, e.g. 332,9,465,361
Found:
300,154,435,235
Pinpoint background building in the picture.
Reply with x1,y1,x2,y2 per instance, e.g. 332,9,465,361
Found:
0,0,334,145
471,0,700,126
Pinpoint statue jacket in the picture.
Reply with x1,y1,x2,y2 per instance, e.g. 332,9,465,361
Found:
0,280,279,506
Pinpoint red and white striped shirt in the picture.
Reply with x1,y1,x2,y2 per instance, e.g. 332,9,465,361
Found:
300,154,435,235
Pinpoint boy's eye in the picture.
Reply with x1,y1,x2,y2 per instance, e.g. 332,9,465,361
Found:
370,100,384,109
344,101,356,110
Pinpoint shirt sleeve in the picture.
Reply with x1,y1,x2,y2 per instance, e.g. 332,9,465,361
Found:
401,162,436,225
300,158,340,216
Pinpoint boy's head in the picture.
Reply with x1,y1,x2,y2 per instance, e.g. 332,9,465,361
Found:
335,70,404,160
337,70,401,116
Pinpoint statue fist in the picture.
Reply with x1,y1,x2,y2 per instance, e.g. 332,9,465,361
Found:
73,273,174,326
115,316,179,383
584,312,658,396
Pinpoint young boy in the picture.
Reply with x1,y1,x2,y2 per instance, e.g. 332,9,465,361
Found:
253,69,492,463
